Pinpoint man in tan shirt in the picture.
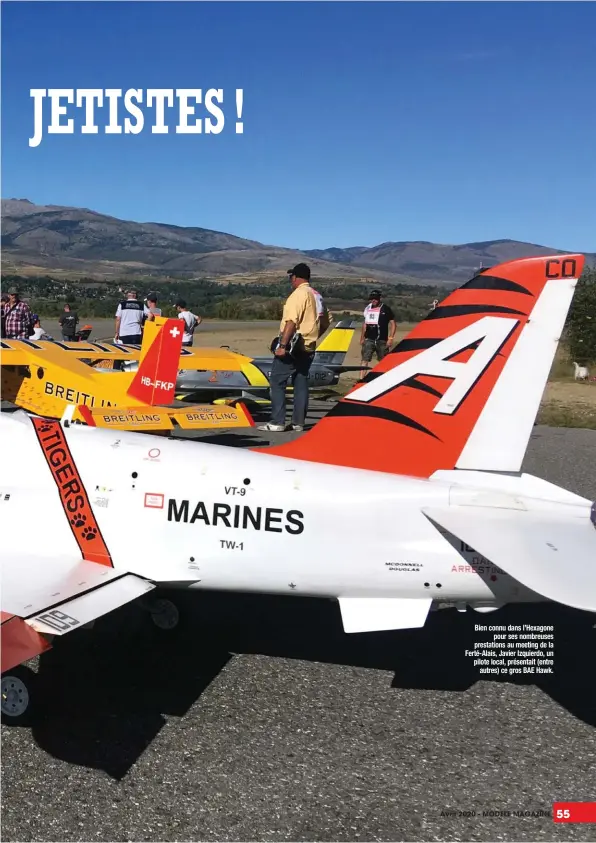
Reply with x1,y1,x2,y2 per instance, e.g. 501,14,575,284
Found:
259,263,330,433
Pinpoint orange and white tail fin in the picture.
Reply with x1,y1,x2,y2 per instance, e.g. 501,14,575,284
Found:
265,254,585,477
127,317,184,406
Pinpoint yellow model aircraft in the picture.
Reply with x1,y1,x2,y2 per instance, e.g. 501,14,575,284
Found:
86,318,360,406
1,317,255,432
92,318,359,402
168,318,361,402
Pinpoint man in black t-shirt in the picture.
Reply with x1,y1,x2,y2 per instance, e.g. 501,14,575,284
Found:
59,303,79,341
360,290,396,377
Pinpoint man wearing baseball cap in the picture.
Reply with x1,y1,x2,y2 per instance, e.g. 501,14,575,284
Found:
259,262,330,433
2,287,35,339
360,289,396,377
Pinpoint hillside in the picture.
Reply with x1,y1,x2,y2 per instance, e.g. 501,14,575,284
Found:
0,198,383,283
2,198,593,284
304,239,596,284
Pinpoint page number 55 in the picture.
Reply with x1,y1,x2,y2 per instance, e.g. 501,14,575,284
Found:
554,803,596,823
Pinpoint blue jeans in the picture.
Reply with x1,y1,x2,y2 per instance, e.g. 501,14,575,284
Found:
270,351,315,427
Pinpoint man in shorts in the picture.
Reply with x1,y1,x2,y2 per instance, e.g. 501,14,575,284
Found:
360,289,396,378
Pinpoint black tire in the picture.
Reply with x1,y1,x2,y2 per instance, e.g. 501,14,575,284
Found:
1,665,37,725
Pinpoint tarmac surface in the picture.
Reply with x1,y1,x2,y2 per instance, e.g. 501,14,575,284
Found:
2,401,596,842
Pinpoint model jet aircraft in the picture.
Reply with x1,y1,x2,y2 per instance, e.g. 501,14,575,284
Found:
3,253,595,723
1,316,254,432
117,319,361,401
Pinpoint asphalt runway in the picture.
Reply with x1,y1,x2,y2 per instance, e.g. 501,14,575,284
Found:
2,405,596,842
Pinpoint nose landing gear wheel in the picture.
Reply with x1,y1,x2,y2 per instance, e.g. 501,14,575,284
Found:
149,598,180,631
1,666,37,725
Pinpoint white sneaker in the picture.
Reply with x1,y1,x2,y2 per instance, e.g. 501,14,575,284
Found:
258,423,287,432
292,424,304,432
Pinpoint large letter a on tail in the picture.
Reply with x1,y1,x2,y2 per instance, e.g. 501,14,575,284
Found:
347,316,518,415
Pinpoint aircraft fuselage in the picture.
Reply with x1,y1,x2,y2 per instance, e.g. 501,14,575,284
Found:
5,411,588,621
174,358,340,393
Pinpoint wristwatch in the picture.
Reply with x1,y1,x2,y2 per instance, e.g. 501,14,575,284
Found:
279,343,287,349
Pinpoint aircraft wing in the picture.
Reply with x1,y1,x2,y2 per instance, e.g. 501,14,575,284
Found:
175,383,271,395
176,348,256,371
1,340,255,371
77,400,254,431
1,344,39,366
423,505,596,613
1,552,155,673
1,339,145,365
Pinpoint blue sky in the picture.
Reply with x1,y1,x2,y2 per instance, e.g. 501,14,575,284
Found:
2,1,595,251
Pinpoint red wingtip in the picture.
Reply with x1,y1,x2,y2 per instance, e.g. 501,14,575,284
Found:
237,401,255,427
1,615,52,673
77,404,96,426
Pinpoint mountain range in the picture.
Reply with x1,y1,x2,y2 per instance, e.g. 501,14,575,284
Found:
2,198,593,285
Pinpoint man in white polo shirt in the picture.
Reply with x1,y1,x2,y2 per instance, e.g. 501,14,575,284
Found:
115,289,145,344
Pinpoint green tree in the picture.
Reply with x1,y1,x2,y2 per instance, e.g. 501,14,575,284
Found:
566,266,596,364
215,298,243,319
262,299,284,320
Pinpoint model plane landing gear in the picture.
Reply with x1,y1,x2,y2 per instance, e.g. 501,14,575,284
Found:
143,597,180,630
1,666,37,725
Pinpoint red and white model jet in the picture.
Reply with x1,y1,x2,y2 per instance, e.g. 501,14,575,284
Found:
2,253,595,722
